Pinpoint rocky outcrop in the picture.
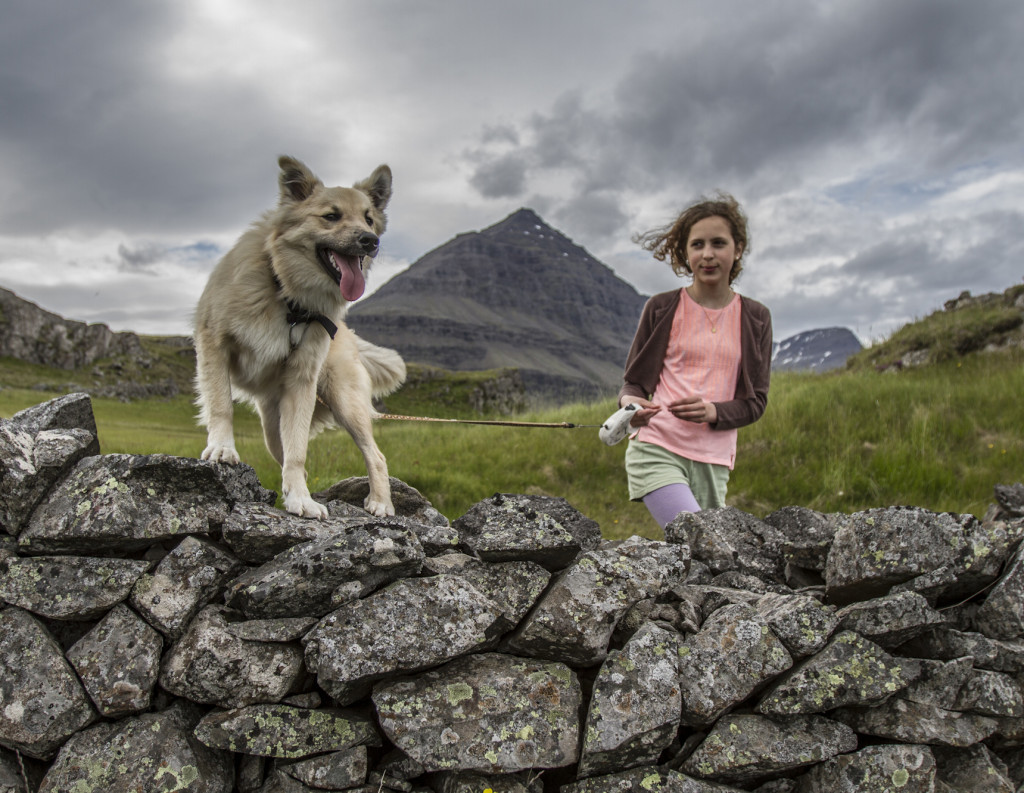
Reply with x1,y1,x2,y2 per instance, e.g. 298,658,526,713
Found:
3,393,1024,791
0,287,145,370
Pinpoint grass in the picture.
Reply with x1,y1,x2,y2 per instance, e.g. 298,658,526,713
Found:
3,345,1023,540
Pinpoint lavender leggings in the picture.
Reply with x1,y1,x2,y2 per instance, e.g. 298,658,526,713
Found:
642,483,702,529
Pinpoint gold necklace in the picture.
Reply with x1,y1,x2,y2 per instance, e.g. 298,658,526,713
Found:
688,288,729,333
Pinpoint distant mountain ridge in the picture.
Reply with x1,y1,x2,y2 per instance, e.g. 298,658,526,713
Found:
772,327,863,372
348,208,648,399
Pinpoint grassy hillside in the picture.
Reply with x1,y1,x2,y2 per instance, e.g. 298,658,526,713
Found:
2,345,1022,540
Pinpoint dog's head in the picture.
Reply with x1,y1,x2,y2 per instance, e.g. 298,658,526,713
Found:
271,156,392,303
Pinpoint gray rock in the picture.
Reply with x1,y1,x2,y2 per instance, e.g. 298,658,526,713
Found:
757,630,912,715
831,697,998,746
506,537,689,666
66,603,163,717
681,714,856,784
224,616,319,643
754,592,838,658
994,484,1024,518
579,623,684,778
280,746,368,789
613,596,702,644
562,766,745,792
220,502,353,564
451,493,601,570
18,453,274,554
902,657,973,709
38,704,234,792
666,506,788,585
304,574,503,704
422,553,551,635
370,748,428,790
835,591,947,648
223,522,425,619
675,584,761,622
953,667,1024,717
0,607,96,759
0,419,96,536
0,749,28,793
0,553,150,620
824,507,1009,605
433,770,541,792
9,392,99,438
365,514,463,556
160,605,306,708
372,652,580,774
898,627,1024,674
677,604,793,727
194,704,378,759
316,476,451,527
254,770,311,792
130,535,245,638
933,744,1015,792
976,545,1024,640
794,744,936,792
762,506,836,571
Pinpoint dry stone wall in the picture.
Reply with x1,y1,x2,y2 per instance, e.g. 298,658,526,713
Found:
3,393,1024,792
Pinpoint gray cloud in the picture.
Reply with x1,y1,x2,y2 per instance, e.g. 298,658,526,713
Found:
0,0,1021,342
467,0,1024,225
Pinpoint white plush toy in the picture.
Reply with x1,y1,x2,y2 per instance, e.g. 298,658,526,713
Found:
599,403,641,446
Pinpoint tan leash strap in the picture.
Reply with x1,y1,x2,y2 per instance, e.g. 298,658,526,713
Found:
378,413,593,429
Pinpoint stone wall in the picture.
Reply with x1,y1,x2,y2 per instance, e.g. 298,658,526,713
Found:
2,393,1024,792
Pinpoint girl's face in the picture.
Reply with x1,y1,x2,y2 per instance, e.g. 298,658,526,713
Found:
686,215,741,289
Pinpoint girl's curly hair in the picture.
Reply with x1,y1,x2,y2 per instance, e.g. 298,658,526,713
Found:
634,192,750,283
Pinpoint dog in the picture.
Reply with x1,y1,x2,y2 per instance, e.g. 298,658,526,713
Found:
193,155,406,519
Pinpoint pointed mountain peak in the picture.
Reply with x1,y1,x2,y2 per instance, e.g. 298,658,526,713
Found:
481,207,564,239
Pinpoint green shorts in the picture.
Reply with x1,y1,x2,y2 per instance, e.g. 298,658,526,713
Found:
624,439,731,508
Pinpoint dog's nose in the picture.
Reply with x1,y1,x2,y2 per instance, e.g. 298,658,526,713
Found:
357,232,379,255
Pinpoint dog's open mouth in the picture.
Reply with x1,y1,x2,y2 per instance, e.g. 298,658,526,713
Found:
318,247,366,302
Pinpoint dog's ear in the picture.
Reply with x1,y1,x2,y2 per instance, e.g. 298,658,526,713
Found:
278,156,324,204
354,165,392,212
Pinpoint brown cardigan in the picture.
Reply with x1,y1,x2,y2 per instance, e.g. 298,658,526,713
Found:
618,289,773,431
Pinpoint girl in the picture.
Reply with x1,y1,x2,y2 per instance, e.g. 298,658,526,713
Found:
619,194,772,529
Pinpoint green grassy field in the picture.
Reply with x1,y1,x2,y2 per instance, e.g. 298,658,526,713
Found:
3,344,1022,540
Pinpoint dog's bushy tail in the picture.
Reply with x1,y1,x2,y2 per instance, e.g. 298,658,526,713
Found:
356,336,407,397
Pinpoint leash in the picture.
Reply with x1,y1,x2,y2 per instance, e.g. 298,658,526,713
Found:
377,413,598,429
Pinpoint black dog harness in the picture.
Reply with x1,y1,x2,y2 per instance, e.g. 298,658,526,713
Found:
272,274,338,342
284,299,337,340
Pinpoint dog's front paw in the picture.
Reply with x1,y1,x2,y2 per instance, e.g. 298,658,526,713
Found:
201,443,240,464
363,496,395,518
284,492,328,520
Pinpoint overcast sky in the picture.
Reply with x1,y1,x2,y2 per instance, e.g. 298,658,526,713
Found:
1,0,1022,344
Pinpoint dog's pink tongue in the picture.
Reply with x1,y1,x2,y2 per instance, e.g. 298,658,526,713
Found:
333,251,365,301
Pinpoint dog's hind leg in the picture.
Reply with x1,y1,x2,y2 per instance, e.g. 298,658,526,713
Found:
195,327,240,464
321,330,395,517
255,396,284,466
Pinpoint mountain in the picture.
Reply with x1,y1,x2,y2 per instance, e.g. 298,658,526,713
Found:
772,327,864,372
347,208,648,399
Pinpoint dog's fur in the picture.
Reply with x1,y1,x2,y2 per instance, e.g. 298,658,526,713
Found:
194,156,405,519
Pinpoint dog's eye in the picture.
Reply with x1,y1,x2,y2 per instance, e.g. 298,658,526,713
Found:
322,212,341,222
364,212,374,228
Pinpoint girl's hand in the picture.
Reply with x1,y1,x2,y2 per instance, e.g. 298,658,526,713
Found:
621,397,662,428
669,395,718,424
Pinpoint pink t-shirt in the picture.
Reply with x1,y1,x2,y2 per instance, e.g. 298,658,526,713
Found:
635,289,742,468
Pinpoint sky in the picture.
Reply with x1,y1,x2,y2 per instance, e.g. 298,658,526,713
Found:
1,0,1022,345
